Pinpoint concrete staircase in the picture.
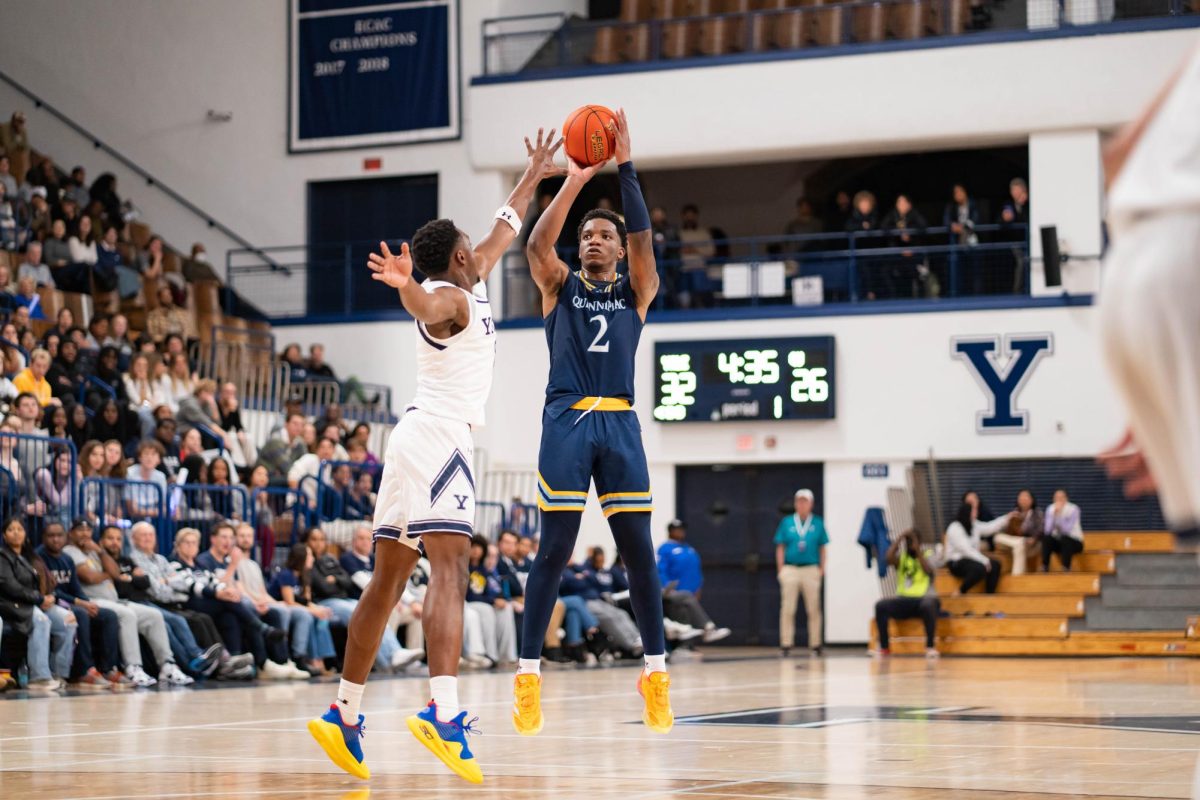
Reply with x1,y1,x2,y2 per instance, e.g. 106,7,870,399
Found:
870,531,1200,656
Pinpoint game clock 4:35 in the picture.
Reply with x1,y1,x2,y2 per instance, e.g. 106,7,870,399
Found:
653,336,836,423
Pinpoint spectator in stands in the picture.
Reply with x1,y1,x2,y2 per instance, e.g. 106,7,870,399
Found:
880,193,929,299
0,516,68,690
656,520,730,643
94,225,134,298
90,399,130,446
47,339,84,405
0,262,13,296
151,418,180,483
307,345,337,381
649,206,679,273
62,214,98,293
14,349,56,406
63,520,167,687
65,404,90,450
35,520,121,686
16,242,52,289
123,440,168,520
89,174,123,232
11,304,31,331
43,219,71,270
251,533,336,676
0,113,30,183
465,534,517,666
677,204,716,308
944,499,1011,595
339,526,375,599
79,440,115,526
160,353,196,413
34,447,77,528
1000,178,1029,229
245,464,278,565
138,235,165,282
944,183,985,294
784,197,823,243
105,314,134,364
289,436,335,506
23,187,52,243
280,343,309,382
43,405,68,440
1043,489,1084,572
846,191,881,242
775,489,828,657
258,412,308,486
348,423,377,465
146,287,190,344
562,552,642,657
30,158,61,202
103,438,126,477
872,528,940,659
12,276,45,321
301,421,318,450
176,380,230,449
0,182,16,251
993,489,1043,575
0,155,16,199
217,382,255,468
54,195,80,236
64,167,89,211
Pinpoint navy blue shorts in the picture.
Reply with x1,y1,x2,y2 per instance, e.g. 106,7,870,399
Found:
536,405,652,518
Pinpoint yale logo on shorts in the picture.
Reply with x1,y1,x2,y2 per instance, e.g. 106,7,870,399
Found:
951,334,1054,434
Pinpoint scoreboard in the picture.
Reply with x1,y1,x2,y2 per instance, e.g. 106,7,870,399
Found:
653,337,836,423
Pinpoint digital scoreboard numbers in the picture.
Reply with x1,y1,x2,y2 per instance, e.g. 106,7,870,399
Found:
654,337,836,423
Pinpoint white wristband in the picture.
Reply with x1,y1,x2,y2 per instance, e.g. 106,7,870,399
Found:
496,205,521,235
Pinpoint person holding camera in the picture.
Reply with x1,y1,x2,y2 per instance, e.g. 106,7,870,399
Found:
872,529,940,659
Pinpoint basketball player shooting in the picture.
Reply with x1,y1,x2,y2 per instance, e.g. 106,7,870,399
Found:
307,128,564,785
512,109,675,736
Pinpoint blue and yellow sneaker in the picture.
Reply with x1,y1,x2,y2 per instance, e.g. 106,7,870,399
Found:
406,701,483,784
308,703,370,780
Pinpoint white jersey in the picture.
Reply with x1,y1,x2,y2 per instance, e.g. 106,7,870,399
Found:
1108,46,1200,237
408,280,496,428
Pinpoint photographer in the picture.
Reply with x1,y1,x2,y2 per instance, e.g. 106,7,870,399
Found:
872,529,940,659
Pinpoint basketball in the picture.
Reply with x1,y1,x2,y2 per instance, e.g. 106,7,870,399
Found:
563,104,617,166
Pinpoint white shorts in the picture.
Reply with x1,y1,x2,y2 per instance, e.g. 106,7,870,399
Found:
1100,210,1200,529
373,408,476,548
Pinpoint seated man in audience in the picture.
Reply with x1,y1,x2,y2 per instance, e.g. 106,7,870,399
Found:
872,529,940,659
34,520,121,686
1043,489,1085,572
305,527,419,671
154,418,181,480
288,436,335,507
339,524,425,654
129,522,253,680
63,520,175,687
307,344,337,381
123,440,169,520
657,520,731,643
257,412,308,486
176,380,233,451
17,241,53,289
567,550,643,658
13,350,55,408
496,530,530,594
466,534,518,667
146,286,190,343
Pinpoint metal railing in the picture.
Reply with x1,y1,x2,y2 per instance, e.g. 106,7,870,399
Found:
78,476,172,553
504,223,1029,319
480,0,1196,77
1,432,78,543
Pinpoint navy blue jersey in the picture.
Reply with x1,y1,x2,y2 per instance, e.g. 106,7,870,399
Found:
544,271,642,405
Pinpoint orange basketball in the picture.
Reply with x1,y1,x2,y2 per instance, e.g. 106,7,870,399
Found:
563,104,617,167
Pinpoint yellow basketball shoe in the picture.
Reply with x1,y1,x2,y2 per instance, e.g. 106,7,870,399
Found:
406,701,484,784
307,704,370,780
638,670,674,733
512,673,544,735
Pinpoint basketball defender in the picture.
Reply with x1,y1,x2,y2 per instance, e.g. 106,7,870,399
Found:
512,110,673,735
307,129,563,784
1100,45,1200,543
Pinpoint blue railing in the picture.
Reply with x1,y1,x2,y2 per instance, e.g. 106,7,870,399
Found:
78,476,171,553
1,432,78,543
480,0,1196,78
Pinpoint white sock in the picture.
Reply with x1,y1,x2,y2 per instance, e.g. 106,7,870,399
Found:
430,675,459,722
645,653,667,675
335,679,365,727
517,658,541,676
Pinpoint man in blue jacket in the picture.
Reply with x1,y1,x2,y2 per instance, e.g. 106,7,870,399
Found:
657,521,730,644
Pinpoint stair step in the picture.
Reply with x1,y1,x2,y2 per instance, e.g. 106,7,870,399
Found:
935,572,1101,596
1084,531,1176,553
1081,604,1195,630
1115,567,1200,587
877,634,1200,656
874,617,1068,640
1116,552,1200,569
941,594,1086,618
1097,586,1200,607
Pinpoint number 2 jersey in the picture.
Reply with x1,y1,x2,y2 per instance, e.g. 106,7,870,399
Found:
543,271,643,410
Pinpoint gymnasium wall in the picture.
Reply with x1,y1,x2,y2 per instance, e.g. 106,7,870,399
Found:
281,301,1124,643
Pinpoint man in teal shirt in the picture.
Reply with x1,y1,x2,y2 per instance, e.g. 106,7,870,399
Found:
774,489,828,656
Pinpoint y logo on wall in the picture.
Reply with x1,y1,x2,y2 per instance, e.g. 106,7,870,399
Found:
951,334,1054,434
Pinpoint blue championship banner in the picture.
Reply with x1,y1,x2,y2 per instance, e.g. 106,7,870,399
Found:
289,0,459,152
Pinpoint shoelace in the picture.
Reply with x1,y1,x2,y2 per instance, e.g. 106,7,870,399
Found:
357,722,366,740
460,716,481,736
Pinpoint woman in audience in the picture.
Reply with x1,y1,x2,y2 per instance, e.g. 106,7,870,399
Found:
34,447,77,528
267,542,338,676
993,489,1044,576
217,382,255,468
104,314,135,365
246,464,277,567
1043,489,1085,572
1,322,24,377
205,456,244,521
1,417,45,519
138,235,165,281
944,499,1012,596
466,534,518,666
43,219,71,270
280,343,309,382
91,399,129,447
349,423,377,466
79,439,118,526
0,516,63,690
64,214,98,294
44,404,69,440
124,353,165,439
179,454,214,523
160,352,195,413
40,331,60,362
46,339,84,405
66,403,91,450
17,327,37,355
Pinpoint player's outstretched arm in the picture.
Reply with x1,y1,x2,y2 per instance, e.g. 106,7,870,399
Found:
473,128,566,282
368,241,469,331
612,109,659,319
527,156,604,304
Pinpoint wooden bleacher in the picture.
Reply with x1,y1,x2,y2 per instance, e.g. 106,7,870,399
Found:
871,531,1200,656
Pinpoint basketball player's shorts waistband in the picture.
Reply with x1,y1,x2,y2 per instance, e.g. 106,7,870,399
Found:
569,396,632,412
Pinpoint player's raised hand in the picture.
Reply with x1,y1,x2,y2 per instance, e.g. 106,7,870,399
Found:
567,155,603,184
525,127,566,180
612,107,632,164
368,241,413,289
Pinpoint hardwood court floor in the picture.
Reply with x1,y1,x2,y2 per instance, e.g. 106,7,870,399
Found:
3,650,1200,799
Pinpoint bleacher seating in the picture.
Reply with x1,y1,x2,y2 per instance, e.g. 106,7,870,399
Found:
871,531,1200,656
